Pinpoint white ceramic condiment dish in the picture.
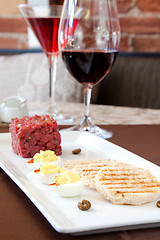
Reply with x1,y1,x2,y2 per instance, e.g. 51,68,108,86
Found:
0,96,28,123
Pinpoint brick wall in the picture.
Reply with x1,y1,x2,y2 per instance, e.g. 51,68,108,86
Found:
0,0,27,49
0,0,160,52
118,0,160,52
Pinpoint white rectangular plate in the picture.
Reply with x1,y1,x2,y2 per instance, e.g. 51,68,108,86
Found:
0,131,160,235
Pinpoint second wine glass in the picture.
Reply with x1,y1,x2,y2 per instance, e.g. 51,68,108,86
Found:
59,0,121,138
18,4,73,123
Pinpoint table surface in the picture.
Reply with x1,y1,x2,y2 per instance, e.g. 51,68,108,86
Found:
0,124,160,240
29,102,160,125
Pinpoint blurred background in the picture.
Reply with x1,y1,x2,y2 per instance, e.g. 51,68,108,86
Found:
0,0,159,53
0,0,160,109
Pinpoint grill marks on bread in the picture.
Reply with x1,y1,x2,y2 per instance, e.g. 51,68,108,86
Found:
81,160,111,189
95,162,160,205
63,159,81,171
62,159,160,205
72,160,95,175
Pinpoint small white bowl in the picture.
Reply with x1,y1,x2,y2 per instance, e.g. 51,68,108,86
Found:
0,96,28,123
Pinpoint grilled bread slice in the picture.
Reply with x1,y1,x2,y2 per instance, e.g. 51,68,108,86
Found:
81,159,111,189
95,162,160,205
63,159,93,173
62,159,81,171
72,160,97,176
63,159,109,177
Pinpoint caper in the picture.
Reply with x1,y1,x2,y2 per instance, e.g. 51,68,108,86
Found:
72,148,81,154
156,200,160,208
78,199,91,211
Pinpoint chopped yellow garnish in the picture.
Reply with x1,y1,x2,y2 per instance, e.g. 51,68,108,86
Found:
40,163,65,175
33,150,58,163
55,171,81,185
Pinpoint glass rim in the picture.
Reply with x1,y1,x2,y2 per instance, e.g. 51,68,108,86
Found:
17,4,63,8
17,4,64,18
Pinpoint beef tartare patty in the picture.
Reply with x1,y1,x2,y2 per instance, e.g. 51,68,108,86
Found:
9,115,62,158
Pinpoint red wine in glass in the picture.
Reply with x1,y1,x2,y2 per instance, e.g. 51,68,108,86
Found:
27,17,78,56
59,0,120,139
62,50,118,85
27,17,60,56
18,4,79,122
26,16,79,113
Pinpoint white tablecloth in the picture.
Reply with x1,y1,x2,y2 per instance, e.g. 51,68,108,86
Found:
28,101,160,125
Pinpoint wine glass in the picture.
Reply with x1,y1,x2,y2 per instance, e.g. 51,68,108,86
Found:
59,0,120,138
18,3,73,124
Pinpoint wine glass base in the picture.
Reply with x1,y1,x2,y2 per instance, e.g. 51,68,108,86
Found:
53,113,74,125
63,124,113,139
28,102,74,124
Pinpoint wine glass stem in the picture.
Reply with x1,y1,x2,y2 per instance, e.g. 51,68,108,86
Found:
82,85,93,125
48,54,58,114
